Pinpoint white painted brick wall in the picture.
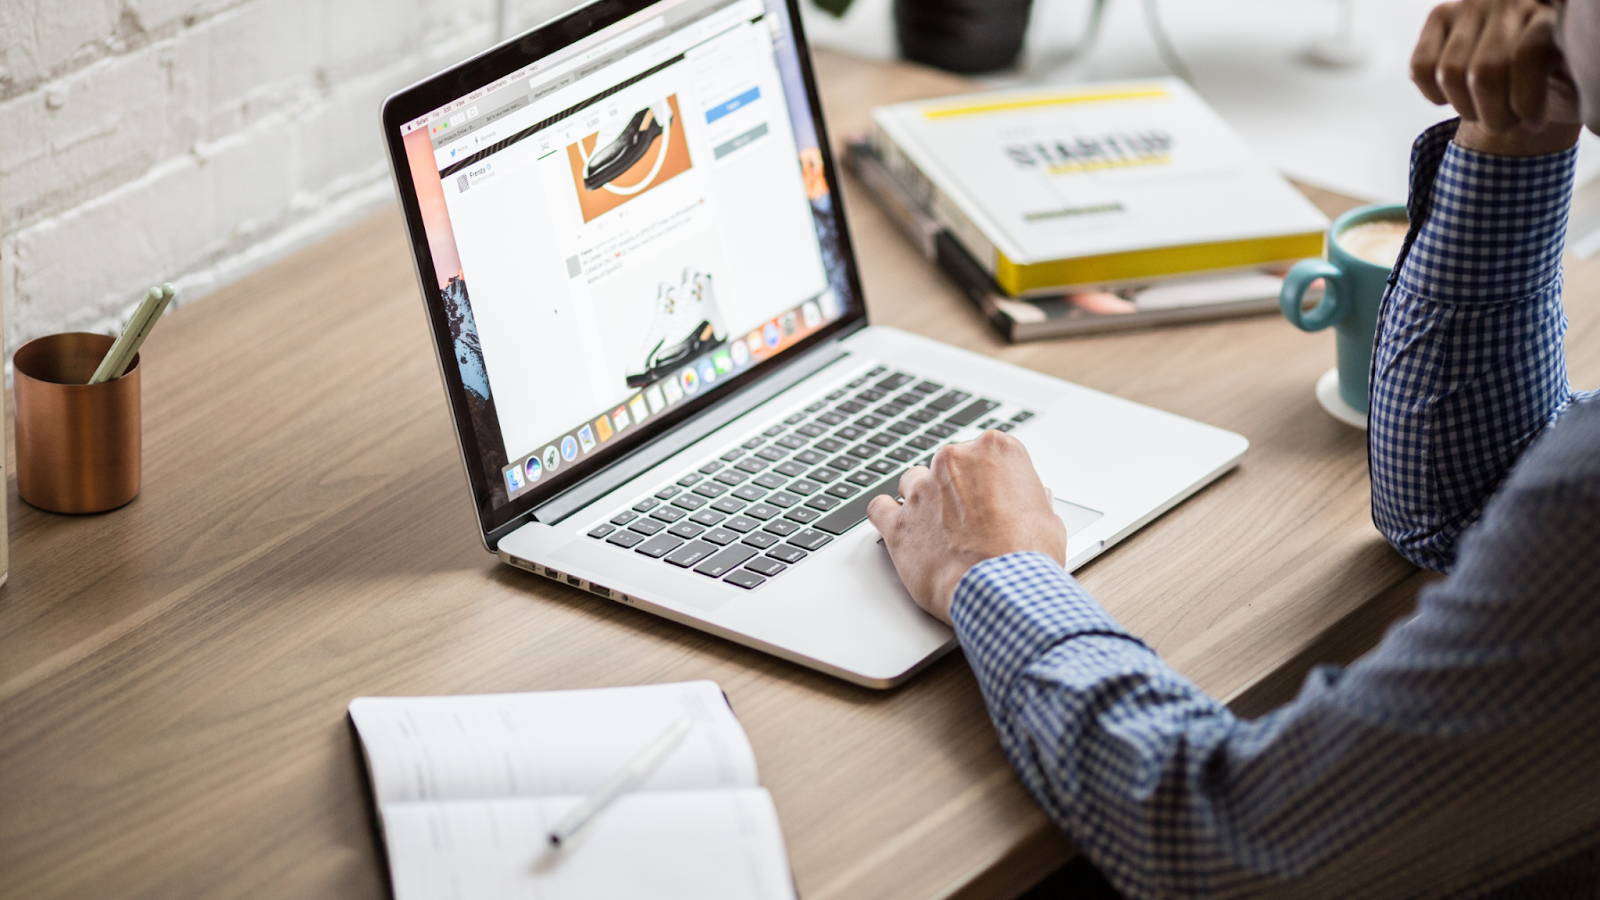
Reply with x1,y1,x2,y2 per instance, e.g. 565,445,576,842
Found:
0,0,580,356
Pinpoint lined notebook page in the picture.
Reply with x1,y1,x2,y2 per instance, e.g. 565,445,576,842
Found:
384,789,796,900
349,681,758,806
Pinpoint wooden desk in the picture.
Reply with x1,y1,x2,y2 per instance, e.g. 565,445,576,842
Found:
3,51,1596,900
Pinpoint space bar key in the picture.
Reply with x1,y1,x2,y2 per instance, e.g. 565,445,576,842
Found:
813,468,910,536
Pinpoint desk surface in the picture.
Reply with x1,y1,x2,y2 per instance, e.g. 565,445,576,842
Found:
3,50,1597,900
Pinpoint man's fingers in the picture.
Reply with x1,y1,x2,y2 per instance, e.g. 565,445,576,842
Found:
1509,9,1559,125
1412,3,1456,106
1467,3,1520,131
866,493,900,531
897,464,931,502
1436,0,1486,120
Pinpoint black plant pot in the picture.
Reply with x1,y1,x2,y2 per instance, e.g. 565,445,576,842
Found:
893,0,1035,74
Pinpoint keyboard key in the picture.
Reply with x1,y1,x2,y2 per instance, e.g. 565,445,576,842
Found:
742,531,780,549
813,467,909,536
689,509,724,526
699,460,724,474
794,449,828,465
723,568,767,589
895,392,924,407
693,481,728,498
913,380,943,394
825,389,847,401
876,372,914,390
1011,410,1035,423
763,425,786,437
907,435,939,450
672,493,708,510
788,531,833,551
711,497,746,514
835,426,867,441
754,472,787,489
714,469,748,485
773,460,808,477
996,422,1015,432
847,444,879,459
978,418,1001,430
733,485,766,502
724,515,760,533
696,545,757,577
868,432,898,447
667,521,705,539
866,459,899,475
846,471,877,487
676,472,703,487
926,423,959,438
776,434,808,450
650,506,686,523
928,390,971,411
817,412,846,426
835,400,866,414
766,491,800,507
702,528,739,546
785,507,822,524
655,485,681,500
744,556,787,576
946,399,1001,427
720,448,745,462
888,420,919,435
755,447,787,462
856,388,886,402
763,519,801,536
785,412,807,425
805,400,828,412
815,437,847,453
854,415,886,430
635,534,685,558
805,494,842,511
606,529,646,548
742,436,766,450
875,404,905,419
826,483,859,499
587,523,616,538
629,517,666,535
809,467,840,482
664,540,717,567
611,510,639,525
767,544,808,564
745,503,780,520
827,456,860,471
787,479,820,494
907,408,939,423
886,447,919,463
798,423,828,437
734,457,768,473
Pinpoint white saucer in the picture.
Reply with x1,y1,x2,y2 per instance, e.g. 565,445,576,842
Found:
1316,368,1368,430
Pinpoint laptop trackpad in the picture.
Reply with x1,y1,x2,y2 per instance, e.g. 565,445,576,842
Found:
1053,497,1104,535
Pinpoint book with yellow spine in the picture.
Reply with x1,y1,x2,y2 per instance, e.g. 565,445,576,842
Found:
868,79,1328,297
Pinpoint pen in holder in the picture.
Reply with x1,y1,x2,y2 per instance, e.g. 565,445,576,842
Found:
13,333,142,514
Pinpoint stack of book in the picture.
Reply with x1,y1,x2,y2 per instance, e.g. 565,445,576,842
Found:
850,79,1329,341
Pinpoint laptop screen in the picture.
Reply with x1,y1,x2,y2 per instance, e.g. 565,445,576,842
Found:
392,0,857,524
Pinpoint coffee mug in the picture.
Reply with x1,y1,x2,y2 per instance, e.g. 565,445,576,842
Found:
1279,202,1407,417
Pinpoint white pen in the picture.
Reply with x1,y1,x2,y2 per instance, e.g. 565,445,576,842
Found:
89,283,174,385
547,717,692,848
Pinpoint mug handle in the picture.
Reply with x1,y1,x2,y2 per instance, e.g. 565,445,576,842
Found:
1280,259,1349,332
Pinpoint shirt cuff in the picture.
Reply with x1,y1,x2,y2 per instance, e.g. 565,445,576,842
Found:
1394,139,1576,303
950,552,1142,699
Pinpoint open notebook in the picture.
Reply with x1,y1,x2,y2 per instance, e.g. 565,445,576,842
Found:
348,681,796,900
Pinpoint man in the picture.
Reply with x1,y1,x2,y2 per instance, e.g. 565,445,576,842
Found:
866,1,1600,896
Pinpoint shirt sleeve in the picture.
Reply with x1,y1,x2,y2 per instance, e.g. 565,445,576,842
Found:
1369,119,1593,573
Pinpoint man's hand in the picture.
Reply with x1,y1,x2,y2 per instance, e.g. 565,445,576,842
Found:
1413,0,1582,155
866,431,1067,625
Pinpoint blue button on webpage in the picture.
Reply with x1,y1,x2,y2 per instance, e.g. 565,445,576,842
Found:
705,86,761,124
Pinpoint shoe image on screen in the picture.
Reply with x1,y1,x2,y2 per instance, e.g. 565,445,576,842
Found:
583,100,672,192
625,269,726,388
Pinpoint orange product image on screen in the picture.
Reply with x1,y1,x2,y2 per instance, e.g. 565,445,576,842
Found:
567,94,694,223
799,146,828,201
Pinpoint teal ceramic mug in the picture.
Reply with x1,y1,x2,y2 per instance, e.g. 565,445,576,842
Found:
1279,203,1408,414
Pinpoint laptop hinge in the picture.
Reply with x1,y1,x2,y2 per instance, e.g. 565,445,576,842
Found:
517,339,859,532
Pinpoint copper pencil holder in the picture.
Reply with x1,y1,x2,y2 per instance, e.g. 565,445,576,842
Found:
14,333,141,514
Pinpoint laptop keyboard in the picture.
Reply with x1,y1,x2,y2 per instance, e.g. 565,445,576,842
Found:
585,364,1036,590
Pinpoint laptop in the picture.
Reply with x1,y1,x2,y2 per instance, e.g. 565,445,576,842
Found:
381,0,1248,688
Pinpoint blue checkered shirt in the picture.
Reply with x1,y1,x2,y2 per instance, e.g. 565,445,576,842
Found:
951,120,1600,900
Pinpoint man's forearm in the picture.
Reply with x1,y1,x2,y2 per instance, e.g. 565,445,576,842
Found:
1368,119,1579,572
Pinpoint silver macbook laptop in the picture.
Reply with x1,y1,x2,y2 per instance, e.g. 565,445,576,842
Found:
382,0,1248,688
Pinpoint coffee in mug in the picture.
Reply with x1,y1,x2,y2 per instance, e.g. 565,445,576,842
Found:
1338,219,1408,269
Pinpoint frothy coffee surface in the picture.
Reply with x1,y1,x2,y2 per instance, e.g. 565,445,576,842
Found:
1339,218,1409,268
